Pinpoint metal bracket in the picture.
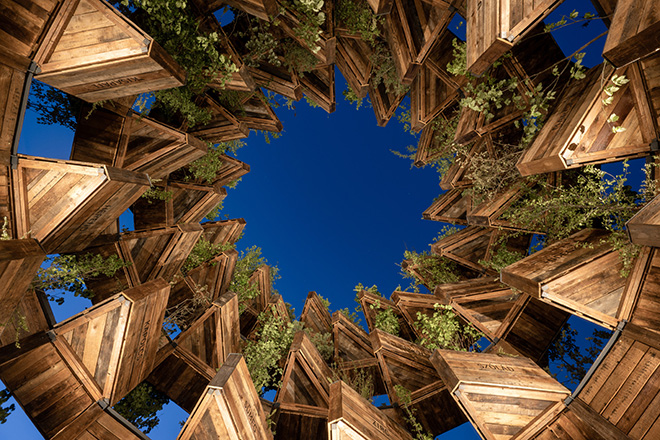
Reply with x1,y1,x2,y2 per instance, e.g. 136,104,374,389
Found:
650,138,659,152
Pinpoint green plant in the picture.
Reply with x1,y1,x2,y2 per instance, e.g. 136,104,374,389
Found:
282,0,326,53
337,307,362,326
0,217,9,240
244,308,303,394
370,40,408,96
401,250,460,291
205,201,224,221
370,299,399,336
0,389,14,424
329,365,375,401
163,282,211,334
479,239,526,273
415,304,482,351
336,0,381,45
32,254,130,305
141,185,173,203
342,86,364,110
282,39,319,77
231,246,279,312
185,140,246,184
306,329,334,362
183,238,235,274
113,382,170,433
393,385,433,440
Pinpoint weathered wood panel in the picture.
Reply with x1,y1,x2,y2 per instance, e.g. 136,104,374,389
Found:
248,60,303,102
0,239,46,338
576,323,660,439
430,226,498,275
391,290,445,340
300,291,333,335
0,289,53,348
431,349,570,440
422,188,472,225
357,290,415,341
301,65,336,113
368,80,406,127
627,194,660,247
201,218,246,246
188,92,251,143
35,0,185,102
328,380,413,440
13,155,149,254
177,353,274,440
517,63,654,176
275,402,328,440
501,229,627,329
466,0,562,75
603,0,660,67
336,34,372,99
623,247,660,335
371,329,466,436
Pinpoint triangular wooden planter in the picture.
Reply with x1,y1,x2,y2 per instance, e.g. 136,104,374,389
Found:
430,349,570,440
237,90,284,133
148,292,240,413
390,290,446,340
328,380,413,440
1,0,65,62
168,249,238,314
168,151,250,189
277,8,336,67
383,0,455,85
276,331,333,408
501,228,631,329
370,329,467,436
0,239,46,339
300,291,333,335
335,33,372,99
201,218,247,246
274,402,328,440
248,60,303,102
0,279,169,438
627,193,660,247
602,0,660,67
33,0,185,102
177,353,274,440
241,265,281,338
301,65,336,114
71,102,208,179
81,223,203,304
131,180,226,230
11,155,149,253
620,246,660,335
573,323,660,440
357,290,415,341
409,31,462,132
430,226,499,275
413,106,459,168
187,92,251,143
422,189,473,225
368,80,406,127
331,310,387,395
637,50,660,140
517,62,655,176
0,288,54,348
466,0,562,75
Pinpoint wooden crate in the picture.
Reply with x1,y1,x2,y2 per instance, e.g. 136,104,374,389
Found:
638,50,660,140
602,0,660,67
71,102,208,179
370,329,467,435
575,323,660,439
501,228,630,329
148,292,240,413
131,180,226,230
430,349,570,440
357,290,415,341
412,106,456,168
12,155,149,254
512,399,631,440
201,218,247,246
383,0,455,85
300,291,333,335
336,34,372,99
168,150,250,188
248,60,303,102
517,62,655,176
277,8,336,67
187,92,251,143
391,290,446,340
275,403,328,440
622,247,660,335
0,239,46,339
168,249,238,314
368,80,406,127
177,353,274,440
422,189,473,225
365,0,394,15
0,279,169,437
627,193,660,247
34,0,185,102
276,331,333,408
409,31,462,132
430,226,499,275
328,380,413,440
466,0,562,75
80,223,203,304
439,140,485,191
301,65,336,113
238,90,284,133
0,0,65,61
0,289,54,348
241,265,278,337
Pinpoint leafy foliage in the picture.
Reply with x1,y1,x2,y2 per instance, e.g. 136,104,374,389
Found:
370,299,399,336
282,0,326,53
231,246,278,312
244,308,302,394
32,254,130,304
401,250,459,291
183,140,246,184
547,322,611,386
140,185,173,203
306,329,334,362
336,0,382,45
182,237,235,274
329,366,375,402
113,382,170,433
393,385,433,440
415,304,482,351
0,389,14,425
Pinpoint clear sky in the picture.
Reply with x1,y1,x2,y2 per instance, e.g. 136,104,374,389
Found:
0,0,628,438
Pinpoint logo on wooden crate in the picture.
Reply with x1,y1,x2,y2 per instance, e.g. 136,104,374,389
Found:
242,398,259,432
478,363,515,372
93,76,142,90
371,420,389,436
136,319,151,360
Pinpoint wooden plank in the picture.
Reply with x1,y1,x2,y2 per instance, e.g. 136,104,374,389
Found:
603,0,660,67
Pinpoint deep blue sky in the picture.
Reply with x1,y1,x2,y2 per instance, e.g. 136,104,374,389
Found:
0,0,626,438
